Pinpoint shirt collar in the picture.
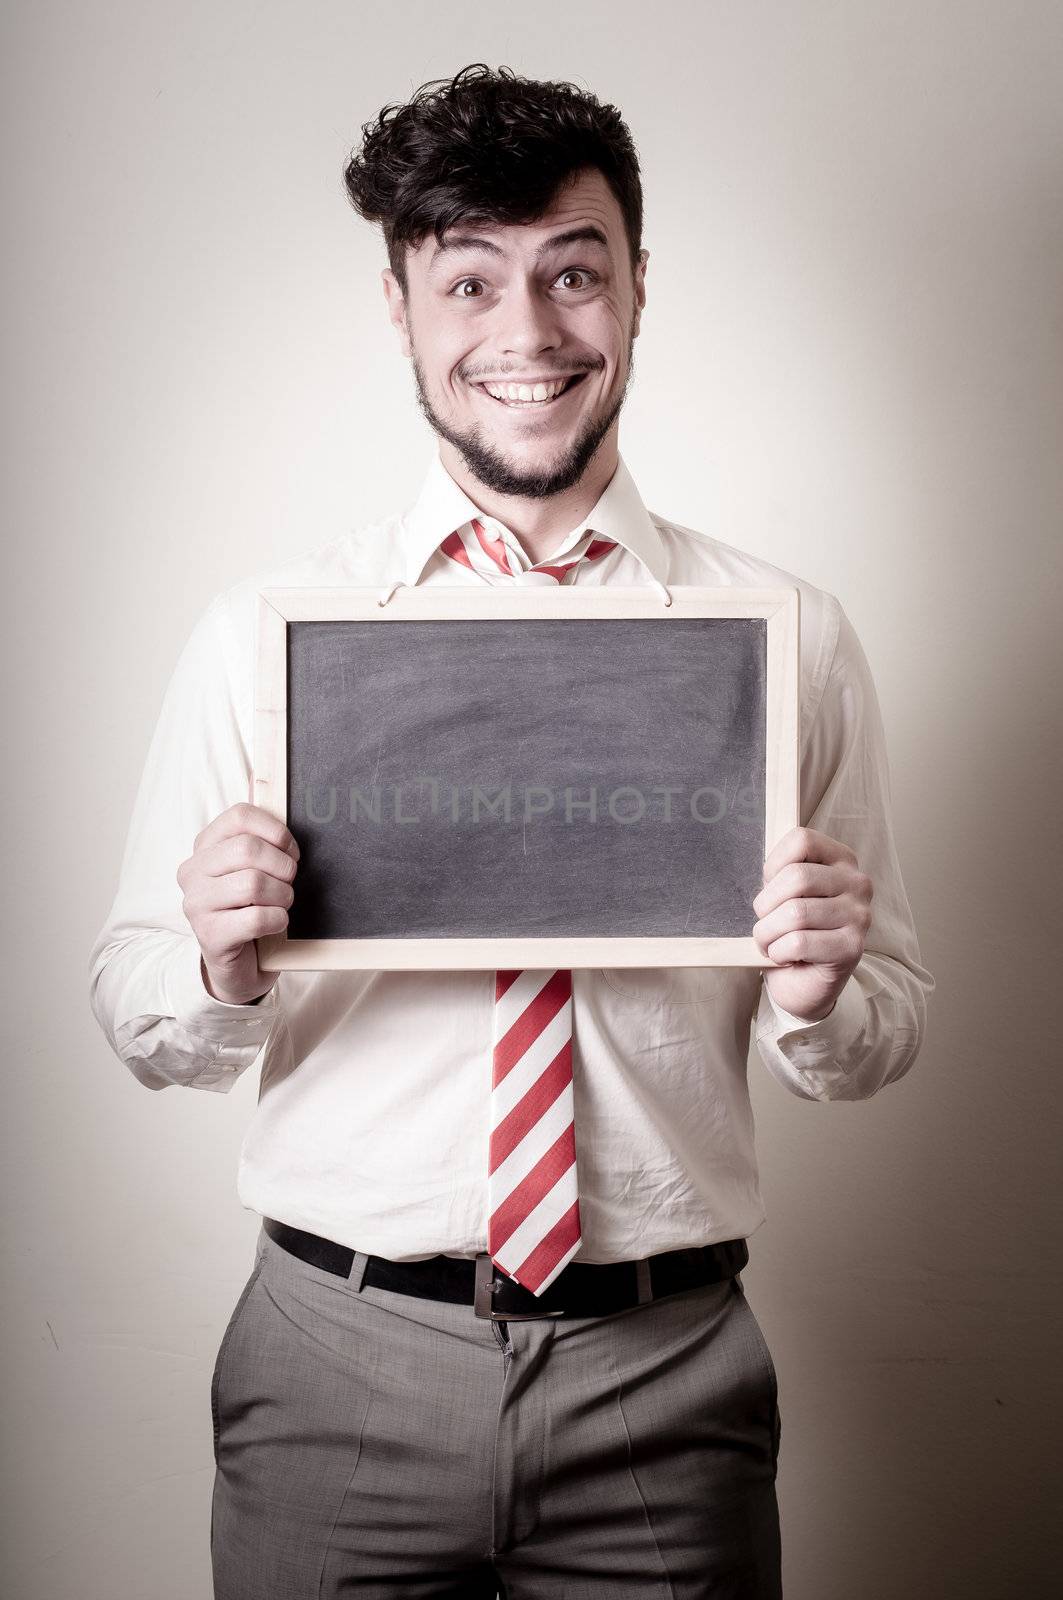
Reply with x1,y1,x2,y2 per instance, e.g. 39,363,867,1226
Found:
401,450,668,587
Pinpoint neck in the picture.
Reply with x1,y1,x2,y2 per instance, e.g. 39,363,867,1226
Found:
438,437,620,565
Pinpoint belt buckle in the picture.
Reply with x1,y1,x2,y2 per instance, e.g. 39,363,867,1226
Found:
474,1254,565,1321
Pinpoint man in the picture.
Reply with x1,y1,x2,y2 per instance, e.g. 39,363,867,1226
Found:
89,63,934,1599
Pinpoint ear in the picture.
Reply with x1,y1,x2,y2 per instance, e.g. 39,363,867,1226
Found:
382,268,413,358
632,249,649,340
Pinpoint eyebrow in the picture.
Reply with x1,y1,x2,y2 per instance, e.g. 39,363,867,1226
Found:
428,224,610,272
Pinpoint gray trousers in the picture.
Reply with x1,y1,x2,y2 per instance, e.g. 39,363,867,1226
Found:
210,1222,782,1598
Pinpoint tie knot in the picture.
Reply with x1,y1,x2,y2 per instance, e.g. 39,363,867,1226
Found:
449,517,617,587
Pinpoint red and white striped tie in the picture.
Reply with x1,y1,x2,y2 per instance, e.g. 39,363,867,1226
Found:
440,514,617,1295
489,969,579,1293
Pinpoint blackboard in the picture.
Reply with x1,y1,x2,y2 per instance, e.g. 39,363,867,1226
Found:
253,586,799,970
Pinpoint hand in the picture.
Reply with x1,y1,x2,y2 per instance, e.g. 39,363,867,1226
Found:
176,802,300,1005
752,826,873,1023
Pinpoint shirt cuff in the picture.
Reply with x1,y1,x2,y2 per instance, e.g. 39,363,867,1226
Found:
167,937,280,1044
756,972,867,1068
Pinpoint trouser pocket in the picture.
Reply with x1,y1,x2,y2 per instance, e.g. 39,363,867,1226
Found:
733,1276,782,1475
210,1253,265,1466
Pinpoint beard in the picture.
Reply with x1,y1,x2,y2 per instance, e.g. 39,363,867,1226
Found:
410,323,637,499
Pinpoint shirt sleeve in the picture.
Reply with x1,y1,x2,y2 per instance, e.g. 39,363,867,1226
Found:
87,595,281,1093
753,597,935,1102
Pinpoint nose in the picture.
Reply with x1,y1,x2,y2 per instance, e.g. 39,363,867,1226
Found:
497,276,564,362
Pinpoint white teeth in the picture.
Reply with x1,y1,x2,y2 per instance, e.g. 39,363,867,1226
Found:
482,377,572,404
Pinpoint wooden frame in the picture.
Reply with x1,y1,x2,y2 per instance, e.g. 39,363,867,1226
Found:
254,585,799,971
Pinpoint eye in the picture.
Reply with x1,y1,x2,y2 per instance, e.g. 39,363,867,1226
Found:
554,268,594,291
451,278,485,298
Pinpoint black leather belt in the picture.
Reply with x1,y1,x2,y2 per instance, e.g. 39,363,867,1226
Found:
263,1216,749,1321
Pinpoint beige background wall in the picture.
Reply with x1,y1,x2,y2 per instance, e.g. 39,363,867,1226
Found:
3,2,1060,1595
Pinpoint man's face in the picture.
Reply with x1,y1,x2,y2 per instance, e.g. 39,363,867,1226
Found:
382,167,648,498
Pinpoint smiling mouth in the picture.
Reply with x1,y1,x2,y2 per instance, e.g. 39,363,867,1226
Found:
473,373,589,408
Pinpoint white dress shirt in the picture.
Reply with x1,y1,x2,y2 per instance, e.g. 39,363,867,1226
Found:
88,451,935,1262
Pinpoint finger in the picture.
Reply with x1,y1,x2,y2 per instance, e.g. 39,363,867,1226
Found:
193,801,299,861
193,831,300,887
752,892,855,951
753,861,852,920
762,826,857,887
758,925,865,968
188,866,297,916
196,904,290,964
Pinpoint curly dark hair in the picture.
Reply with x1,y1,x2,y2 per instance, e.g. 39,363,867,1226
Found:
344,63,643,293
